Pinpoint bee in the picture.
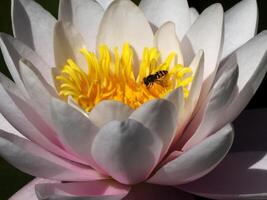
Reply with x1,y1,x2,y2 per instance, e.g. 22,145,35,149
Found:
143,70,168,87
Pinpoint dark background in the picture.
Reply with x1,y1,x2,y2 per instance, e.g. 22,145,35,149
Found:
0,0,266,199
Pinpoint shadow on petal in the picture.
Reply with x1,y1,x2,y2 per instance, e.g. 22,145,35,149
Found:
123,183,195,200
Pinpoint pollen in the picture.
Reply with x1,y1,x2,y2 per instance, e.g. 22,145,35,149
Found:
56,43,193,112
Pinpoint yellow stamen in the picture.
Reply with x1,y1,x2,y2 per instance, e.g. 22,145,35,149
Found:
56,43,193,112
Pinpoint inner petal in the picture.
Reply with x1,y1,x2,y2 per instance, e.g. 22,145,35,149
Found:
56,43,193,111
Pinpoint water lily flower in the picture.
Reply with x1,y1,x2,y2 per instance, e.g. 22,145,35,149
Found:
0,0,267,199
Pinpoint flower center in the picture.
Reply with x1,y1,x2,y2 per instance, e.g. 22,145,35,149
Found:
56,43,193,112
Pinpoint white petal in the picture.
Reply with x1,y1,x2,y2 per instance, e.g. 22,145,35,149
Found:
155,22,184,66
185,49,204,114
35,180,130,200
96,0,114,9
92,119,163,184
165,88,185,146
130,100,177,159
12,0,56,67
0,113,25,139
179,152,267,199
19,59,57,122
96,0,153,76
0,33,54,88
169,51,204,150
181,4,224,104
182,56,238,150
189,32,267,150
51,98,100,169
0,130,105,181
222,0,258,60
59,0,104,51
9,178,58,200
0,74,83,164
139,0,191,39
88,100,133,128
221,31,267,123
148,124,234,185
190,7,199,25
54,21,87,72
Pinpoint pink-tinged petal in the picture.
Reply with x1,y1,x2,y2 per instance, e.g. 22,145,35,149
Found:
222,0,258,60
97,0,114,10
0,34,54,88
97,0,153,76
148,124,234,186
92,119,163,184
0,74,84,164
12,0,56,67
189,8,199,25
9,178,58,200
181,56,238,150
54,21,87,72
155,22,184,66
181,4,223,105
0,130,105,181
130,100,177,160
232,108,267,152
123,183,195,200
139,0,190,39
88,100,133,128
59,0,104,51
179,152,267,199
51,98,102,171
35,180,130,200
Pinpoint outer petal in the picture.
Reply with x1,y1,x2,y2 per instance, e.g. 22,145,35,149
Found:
179,152,267,199
0,113,25,139
182,55,238,150
123,183,195,200
139,0,191,39
19,59,57,121
0,130,105,181
155,22,184,66
9,178,58,200
88,100,133,128
51,98,100,170
59,0,104,51
188,30,267,150
12,0,56,67
181,4,224,104
130,100,177,159
189,8,199,25
148,124,234,185
222,0,258,60
54,21,87,71
0,33,54,93
96,0,153,76
219,31,267,130
35,180,130,200
92,119,163,184
0,73,83,163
